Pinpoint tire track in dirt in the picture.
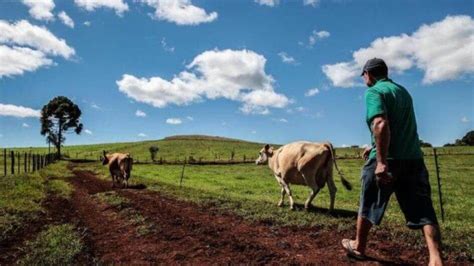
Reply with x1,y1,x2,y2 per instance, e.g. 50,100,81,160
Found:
69,163,428,265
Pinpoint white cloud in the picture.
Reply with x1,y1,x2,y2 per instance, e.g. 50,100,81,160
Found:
0,46,53,77
309,30,330,47
186,116,194,121
0,20,75,77
251,130,257,134
321,62,359,88
161,37,175,52
117,49,290,115
278,52,297,65
461,116,470,123
323,15,474,87
138,133,147,137
166,118,182,125
0,103,41,118
295,106,305,112
140,0,218,25
22,0,55,21
278,118,288,123
314,111,323,118
305,88,320,97
0,20,75,58
84,129,93,135
74,0,129,15
83,21,91,26
255,0,279,7
91,103,100,109
135,109,147,117
341,144,348,148
22,123,30,128
303,0,319,7
58,11,74,28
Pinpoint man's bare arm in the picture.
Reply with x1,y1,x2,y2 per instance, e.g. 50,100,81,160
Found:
372,115,391,183
372,115,390,163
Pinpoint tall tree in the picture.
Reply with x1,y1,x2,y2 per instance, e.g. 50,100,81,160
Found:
40,96,83,158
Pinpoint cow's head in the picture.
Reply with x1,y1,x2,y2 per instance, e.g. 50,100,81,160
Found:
101,150,109,165
255,144,273,165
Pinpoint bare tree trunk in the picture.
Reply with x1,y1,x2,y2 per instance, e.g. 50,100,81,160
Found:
57,121,62,159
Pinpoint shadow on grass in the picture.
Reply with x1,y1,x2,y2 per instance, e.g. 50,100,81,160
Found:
124,184,147,190
292,204,358,219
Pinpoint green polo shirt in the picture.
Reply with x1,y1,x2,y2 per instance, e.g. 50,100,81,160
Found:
365,78,423,160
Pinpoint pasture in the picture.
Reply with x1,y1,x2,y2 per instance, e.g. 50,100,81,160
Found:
84,152,474,258
1,137,473,264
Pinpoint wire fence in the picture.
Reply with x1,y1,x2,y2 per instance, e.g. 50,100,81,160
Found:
1,149,58,176
61,148,474,165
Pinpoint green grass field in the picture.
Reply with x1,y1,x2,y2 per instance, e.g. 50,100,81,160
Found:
80,147,473,259
2,136,473,261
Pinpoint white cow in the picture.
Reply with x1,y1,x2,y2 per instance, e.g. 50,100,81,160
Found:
256,141,352,211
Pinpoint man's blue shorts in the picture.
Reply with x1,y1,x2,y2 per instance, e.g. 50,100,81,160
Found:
359,158,438,229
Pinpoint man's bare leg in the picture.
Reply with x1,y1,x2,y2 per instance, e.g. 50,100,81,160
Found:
423,224,443,266
352,216,373,254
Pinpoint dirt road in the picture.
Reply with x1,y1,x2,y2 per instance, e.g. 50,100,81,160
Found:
2,162,442,264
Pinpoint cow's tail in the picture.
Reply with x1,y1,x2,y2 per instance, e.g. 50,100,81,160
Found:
326,143,352,191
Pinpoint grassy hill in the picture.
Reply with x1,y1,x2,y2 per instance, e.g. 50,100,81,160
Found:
3,135,473,163
5,135,268,162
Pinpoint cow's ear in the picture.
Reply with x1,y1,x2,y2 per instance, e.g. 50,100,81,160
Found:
264,144,270,151
268,146,274,155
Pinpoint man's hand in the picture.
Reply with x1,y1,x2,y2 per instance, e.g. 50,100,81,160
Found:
362,146,372,160
375,162,393,185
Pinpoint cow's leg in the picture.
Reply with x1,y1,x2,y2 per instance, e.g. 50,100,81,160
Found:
123,174,128,188
327,174,337,212
301,171,320,209
281,181,294,210
305,186,321,209
277,186,286,207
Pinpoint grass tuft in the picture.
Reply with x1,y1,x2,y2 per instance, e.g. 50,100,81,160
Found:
19,224,83,265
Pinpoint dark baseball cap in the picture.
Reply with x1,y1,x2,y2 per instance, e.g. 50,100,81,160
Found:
361,58,388,76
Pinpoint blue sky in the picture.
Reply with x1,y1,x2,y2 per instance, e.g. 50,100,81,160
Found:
0,0,472,148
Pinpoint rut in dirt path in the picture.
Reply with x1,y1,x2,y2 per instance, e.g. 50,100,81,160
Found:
69,164,427,265
0,190,95,265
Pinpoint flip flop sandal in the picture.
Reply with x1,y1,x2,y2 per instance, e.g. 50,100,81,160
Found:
341,239,367,260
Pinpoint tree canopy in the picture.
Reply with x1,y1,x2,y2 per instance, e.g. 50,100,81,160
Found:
40,96,83,158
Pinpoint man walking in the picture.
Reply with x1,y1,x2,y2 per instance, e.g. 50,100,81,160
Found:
341,58,443,266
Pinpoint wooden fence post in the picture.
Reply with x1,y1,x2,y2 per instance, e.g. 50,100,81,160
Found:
3,149,6,176
10,151,14,175
32,155,36,172
17,152,20,174
179,161,186,188
433,148,445,222
24,153,27,173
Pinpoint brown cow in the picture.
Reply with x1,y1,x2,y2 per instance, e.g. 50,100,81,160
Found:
101,151,133,188
256,141,352,211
